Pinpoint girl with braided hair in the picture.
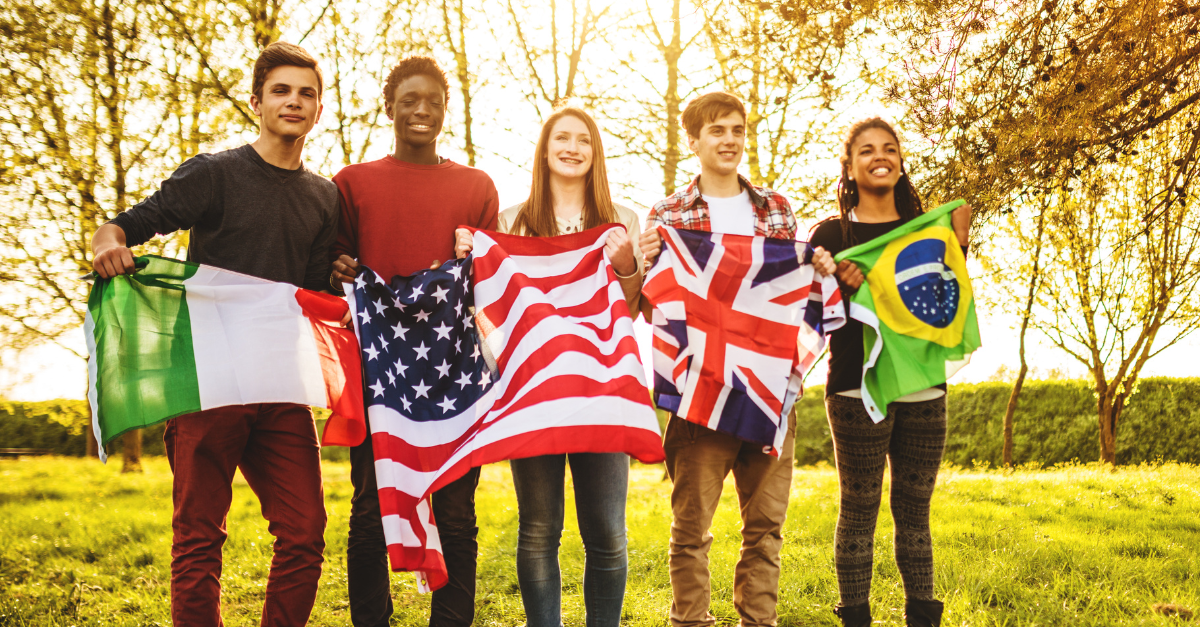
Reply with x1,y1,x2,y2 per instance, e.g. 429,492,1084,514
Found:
809,117,972,627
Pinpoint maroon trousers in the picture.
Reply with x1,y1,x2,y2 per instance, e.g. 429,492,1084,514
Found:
164,403,327,627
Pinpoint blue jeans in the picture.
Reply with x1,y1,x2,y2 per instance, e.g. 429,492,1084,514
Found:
509,453,630,627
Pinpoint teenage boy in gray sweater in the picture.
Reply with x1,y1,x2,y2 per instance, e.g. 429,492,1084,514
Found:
90,42,337,627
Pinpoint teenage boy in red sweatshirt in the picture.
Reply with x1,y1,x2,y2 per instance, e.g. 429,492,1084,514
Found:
329,55,499,627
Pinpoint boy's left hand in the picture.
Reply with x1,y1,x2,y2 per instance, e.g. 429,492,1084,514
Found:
810,246,836,277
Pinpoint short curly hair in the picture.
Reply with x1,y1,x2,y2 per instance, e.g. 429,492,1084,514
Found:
383,56,450,104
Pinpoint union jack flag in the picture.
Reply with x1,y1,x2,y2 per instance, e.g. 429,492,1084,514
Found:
348,224,664,593
642,226,846,454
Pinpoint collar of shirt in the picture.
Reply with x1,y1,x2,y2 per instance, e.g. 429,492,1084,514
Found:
653,173,795,240
556,211,584,234
680,173,767,211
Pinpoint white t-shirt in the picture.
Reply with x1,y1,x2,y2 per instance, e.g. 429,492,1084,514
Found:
703,190,755,236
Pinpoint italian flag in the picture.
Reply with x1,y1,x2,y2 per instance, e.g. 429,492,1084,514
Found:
85,255,365,461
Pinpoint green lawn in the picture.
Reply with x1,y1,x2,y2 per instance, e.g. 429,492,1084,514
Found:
0,457,1197,626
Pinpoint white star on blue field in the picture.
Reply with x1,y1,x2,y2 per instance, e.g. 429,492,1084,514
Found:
895,239,959,329
353,259,493,422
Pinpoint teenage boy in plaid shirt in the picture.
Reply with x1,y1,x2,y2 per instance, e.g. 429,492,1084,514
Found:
639,91,798,627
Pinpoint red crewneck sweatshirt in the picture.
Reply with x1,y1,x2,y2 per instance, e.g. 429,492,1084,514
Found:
331,156,499,281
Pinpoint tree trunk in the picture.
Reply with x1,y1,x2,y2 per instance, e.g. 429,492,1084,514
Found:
250,0,282,49
1001,364,1025,467
85,425,100,458
1002,208,1046,467
121,429,143,473
661,0,682,196
82,370,99,459
742,6,764,185
1097,394,1117,465
443,0,475,166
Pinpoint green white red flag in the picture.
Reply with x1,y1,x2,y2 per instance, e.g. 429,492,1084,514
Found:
85,255,365,460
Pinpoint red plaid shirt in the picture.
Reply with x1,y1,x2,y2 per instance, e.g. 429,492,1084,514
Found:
647,174,796,240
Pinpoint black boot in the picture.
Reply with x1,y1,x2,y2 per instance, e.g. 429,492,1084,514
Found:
833,603,871,627
905,599,944,627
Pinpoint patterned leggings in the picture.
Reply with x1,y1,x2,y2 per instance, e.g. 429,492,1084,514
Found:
826,394,946,606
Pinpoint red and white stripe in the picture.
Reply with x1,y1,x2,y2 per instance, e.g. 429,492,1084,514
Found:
369,224,664,592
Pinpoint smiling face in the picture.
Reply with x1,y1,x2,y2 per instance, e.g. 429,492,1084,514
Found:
688,111,745,178
545,114,594,182
250,65,323,142
848,127,903,194
386,74,446,151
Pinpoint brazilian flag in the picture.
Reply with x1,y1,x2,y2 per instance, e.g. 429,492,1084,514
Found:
833,199,981,422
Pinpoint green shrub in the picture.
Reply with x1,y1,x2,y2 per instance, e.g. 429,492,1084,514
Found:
0,399,91,455
793,389,832,466
0,400,347,460
8,377,1200,466
0,399,169,457
794,377,1200,467
942,380,1098,466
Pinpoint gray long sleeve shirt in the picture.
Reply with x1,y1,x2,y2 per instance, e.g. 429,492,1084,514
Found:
108,144,338,292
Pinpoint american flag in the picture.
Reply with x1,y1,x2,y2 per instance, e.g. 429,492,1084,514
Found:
348,224,663,593
642,226,846,454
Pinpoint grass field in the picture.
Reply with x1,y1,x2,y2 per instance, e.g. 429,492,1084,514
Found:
0,457,1197,626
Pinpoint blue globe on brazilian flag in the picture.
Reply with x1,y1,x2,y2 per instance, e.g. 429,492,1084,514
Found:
833,199,982,422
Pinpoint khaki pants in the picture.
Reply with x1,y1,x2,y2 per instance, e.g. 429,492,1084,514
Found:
664,411,796,627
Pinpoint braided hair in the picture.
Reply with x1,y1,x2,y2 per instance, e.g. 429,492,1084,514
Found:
836,117,924,246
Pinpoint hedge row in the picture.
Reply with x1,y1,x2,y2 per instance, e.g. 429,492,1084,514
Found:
0,400,166,457
5,377,1200,466
795,377,1200,466
0,401,341,459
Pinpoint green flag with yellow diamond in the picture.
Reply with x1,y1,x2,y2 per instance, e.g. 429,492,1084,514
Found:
833,199,982,422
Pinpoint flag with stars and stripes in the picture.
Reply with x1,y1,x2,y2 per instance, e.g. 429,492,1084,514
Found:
642,226,846,455
348,224,663,593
